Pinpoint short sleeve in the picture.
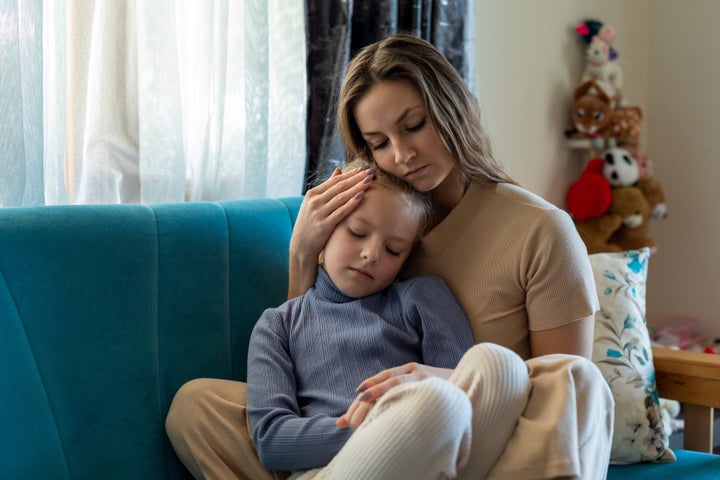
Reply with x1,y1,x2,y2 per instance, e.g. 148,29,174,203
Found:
523,208,599,332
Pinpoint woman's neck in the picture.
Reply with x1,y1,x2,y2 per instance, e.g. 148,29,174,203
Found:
431,171,468,219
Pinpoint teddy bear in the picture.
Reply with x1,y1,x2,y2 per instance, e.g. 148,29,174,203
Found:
574,185,653,254
602,147,668,219
608,184,657,252
608,175,666,254
637,175,668,220
574,210,624,254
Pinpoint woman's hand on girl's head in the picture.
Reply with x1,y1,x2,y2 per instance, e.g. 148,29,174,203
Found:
287,165,375,299
335,363,453,430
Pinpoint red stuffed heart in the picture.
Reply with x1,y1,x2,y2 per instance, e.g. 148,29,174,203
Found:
567,158,612,221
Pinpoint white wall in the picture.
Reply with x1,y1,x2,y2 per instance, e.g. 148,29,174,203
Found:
474,0,720,340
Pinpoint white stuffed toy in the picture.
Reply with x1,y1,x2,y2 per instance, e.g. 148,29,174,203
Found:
582,36,623,104
602,147,639,187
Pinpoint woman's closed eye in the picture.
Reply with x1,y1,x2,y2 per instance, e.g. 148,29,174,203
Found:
406,119,425,132
367,119,426,151
369,139,388,151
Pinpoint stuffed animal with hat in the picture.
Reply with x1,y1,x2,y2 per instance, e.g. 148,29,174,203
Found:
575,19,619,60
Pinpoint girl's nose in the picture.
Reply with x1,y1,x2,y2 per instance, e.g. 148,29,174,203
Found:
361,242,380,263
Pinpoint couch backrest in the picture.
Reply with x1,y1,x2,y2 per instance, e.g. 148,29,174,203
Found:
0,197,302,479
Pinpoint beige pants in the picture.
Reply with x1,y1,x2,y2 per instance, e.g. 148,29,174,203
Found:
166,344,613,480
166,377,290,480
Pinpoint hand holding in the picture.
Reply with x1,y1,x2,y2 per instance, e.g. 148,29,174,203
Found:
335,362,453,430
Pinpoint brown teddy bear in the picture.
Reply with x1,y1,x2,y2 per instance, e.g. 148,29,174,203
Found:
574,186,652,254
609,177,665,252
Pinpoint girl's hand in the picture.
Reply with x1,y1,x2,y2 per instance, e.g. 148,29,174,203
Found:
335,363,453,430
288,165,375,299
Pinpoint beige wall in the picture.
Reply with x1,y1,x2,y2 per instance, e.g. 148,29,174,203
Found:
474,0,720,340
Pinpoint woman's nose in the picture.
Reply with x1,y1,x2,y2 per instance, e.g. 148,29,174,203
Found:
394,142,415,165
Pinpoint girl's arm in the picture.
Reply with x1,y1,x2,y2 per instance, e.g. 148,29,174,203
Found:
288,166,374,299
248,310,352,471
337,276,474,430
336,362,454,429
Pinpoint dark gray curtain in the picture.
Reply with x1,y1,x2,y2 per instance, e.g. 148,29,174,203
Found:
303,0,474,191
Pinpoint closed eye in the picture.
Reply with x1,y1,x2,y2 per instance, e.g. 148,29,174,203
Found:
407,119,426,132
370,139,388,151
348,227,366,238
368,119,426,151
386,247,401,256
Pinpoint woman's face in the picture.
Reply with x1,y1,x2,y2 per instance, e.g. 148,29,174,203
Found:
353,80,456,196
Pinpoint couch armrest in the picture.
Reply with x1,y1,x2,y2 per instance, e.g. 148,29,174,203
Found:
653,347,720,453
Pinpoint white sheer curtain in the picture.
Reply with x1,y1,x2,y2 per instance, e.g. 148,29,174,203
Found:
0,0,306,206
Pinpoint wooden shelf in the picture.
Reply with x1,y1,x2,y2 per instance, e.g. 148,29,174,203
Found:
653,347,720,453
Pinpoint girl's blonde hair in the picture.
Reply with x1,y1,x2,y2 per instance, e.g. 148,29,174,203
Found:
342,158,434,238
337,32,516,187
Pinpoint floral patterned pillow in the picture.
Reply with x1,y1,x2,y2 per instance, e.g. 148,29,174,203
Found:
589,249,676,464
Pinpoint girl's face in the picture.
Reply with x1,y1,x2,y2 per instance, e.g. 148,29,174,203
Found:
322,185,420,299
353,80,458,198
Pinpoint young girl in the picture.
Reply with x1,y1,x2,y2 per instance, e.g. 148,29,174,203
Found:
247,162,476,475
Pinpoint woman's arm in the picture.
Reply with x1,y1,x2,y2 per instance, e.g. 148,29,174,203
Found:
530,315,594,358
525,209,597,359
288,166,375,299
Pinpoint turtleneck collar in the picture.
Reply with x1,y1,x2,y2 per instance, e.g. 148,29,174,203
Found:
315,266,356,303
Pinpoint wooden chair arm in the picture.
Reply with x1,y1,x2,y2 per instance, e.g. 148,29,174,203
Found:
652,347,720,453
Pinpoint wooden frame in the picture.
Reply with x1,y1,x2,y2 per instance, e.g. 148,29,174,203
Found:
653,347,720,453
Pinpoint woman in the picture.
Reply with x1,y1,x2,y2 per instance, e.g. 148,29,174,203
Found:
167,32,613,480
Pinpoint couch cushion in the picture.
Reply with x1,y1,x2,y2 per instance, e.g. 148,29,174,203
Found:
221,198,299,381
0,269,70,478
607,449,720,479
0,205,169,478
152,202,235,400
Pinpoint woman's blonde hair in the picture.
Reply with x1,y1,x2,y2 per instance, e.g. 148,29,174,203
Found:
342,158,434,238
337,32,516,186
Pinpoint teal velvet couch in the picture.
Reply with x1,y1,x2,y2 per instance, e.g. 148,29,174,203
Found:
1,198,718,479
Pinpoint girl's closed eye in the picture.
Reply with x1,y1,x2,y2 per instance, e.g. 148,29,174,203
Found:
385,246,401,257
347,227,366,238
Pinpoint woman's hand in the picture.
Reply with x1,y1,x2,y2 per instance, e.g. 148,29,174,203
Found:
335,363,453,430
287,165,375,299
